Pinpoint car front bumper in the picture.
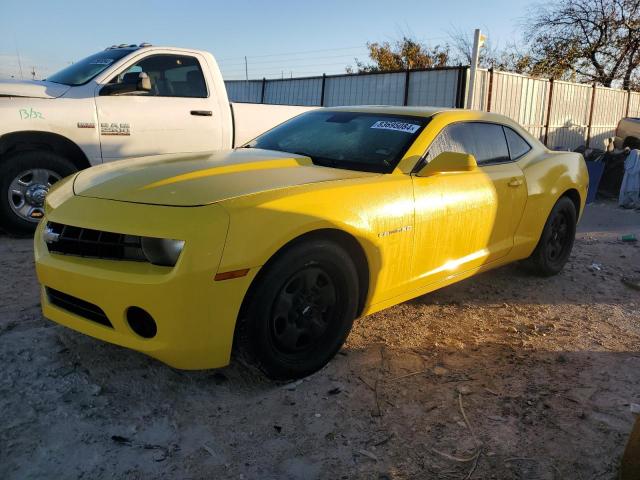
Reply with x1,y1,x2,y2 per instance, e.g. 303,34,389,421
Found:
34,195,257,370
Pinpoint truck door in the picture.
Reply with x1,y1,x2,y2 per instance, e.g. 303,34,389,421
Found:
95,53,223,160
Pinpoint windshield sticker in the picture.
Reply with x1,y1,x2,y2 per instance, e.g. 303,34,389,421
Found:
89,58,115,65
371,121,420,134
19,108,44,120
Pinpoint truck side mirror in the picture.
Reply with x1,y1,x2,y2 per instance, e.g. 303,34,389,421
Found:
99,71,152,96
415,152,477,177
137,72,151,92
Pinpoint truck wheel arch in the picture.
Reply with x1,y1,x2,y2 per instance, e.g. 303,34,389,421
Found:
0,131,91,171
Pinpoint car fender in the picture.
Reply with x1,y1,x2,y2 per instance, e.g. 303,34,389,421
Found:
511,151,588,259
216,174,416,308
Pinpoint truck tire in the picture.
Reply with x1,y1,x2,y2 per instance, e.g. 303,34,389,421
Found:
238,239,359,380
0,150,77,236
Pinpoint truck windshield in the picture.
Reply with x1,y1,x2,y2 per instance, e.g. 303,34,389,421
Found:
246,111,429,173
47,49,134,86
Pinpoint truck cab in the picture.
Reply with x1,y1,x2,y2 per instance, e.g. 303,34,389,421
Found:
0,43,311,234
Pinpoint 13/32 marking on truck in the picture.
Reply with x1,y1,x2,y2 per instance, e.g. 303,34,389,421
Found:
19,108,44,120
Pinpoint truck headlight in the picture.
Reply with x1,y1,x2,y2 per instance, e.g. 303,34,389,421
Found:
141,238,185,267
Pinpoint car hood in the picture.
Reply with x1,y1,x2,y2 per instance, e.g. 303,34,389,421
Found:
0,79,71,99
73,149,378,206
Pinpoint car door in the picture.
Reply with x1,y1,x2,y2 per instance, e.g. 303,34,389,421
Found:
410,121,527,287
94,53,223,160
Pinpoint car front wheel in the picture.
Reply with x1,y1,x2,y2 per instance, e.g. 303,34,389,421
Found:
239,239,359,380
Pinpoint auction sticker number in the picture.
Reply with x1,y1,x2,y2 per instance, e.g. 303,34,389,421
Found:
371,121,420,133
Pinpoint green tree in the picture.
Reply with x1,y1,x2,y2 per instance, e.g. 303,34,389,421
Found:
347,37,450,73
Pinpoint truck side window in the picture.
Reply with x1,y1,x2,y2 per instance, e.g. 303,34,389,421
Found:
108,55,208,98
427,122,510,165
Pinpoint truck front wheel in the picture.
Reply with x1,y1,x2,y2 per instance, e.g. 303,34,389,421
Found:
0,150,77,235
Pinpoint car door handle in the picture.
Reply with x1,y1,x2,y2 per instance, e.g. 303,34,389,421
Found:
190,110,212,116
508,178,524,187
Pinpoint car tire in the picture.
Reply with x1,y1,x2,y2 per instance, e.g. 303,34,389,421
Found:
0,150,77,236
239,239,359,380
525,196,577,277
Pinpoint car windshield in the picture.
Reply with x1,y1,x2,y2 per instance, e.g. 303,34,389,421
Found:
47,49,134,86
246,111,429,173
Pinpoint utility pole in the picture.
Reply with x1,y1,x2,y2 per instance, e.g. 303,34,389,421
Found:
466,28,485,109
15,46,24,80
244,56,248,81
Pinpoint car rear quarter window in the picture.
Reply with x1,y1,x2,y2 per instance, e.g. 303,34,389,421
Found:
503,126,532,160
428,122,511,165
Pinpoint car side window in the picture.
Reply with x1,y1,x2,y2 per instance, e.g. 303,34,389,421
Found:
503,126,532,160
427,122,511,166
108,54,207,98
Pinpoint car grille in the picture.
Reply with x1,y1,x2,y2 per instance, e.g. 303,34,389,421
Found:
46,287,113,328
45,222,146,262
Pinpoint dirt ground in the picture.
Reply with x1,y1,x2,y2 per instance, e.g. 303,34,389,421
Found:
1,201,639,480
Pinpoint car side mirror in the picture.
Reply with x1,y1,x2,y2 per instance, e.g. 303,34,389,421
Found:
137,72,151,92
415,151,478,177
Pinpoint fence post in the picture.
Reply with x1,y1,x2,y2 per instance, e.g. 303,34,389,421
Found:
260,77,266,104
320,74,326,107
543,78,555,147
626,87,632,117
403,69,411,106
455,66,468,108
486,67,494,112
586,83,597,148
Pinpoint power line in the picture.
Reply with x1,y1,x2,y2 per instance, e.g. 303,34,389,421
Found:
215,45,365,62
218,51,367,66
221,60,359,74
216,36,452,63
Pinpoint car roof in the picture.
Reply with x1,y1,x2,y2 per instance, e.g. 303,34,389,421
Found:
323,106,522,128
323,105,450,117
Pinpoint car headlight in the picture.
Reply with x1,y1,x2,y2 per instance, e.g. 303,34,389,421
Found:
141,237,185,267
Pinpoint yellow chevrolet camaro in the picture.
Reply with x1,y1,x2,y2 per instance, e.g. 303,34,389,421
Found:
34,107,588,379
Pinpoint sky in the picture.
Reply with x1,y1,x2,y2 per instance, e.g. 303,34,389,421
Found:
0,0,532,81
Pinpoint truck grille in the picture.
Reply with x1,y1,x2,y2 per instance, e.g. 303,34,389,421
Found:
45,222,146,262
46,287,113,328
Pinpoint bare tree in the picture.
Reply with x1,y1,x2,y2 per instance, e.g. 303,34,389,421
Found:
449,28,498,67
525,0,640,87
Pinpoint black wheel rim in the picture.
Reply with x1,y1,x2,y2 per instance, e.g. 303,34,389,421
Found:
546,209,571,263
270,266,337,354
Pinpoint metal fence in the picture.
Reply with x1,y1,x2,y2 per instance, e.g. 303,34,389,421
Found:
225,67,467,109
226,67,639,150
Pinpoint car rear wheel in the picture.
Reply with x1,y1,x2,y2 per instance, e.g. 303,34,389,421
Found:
525,196,577,276
239,239,359,380
0,150,77,236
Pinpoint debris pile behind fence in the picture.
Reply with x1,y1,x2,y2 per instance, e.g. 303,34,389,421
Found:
226,67,640,150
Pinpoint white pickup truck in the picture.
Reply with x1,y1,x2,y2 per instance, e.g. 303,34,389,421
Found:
0,43,312,234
